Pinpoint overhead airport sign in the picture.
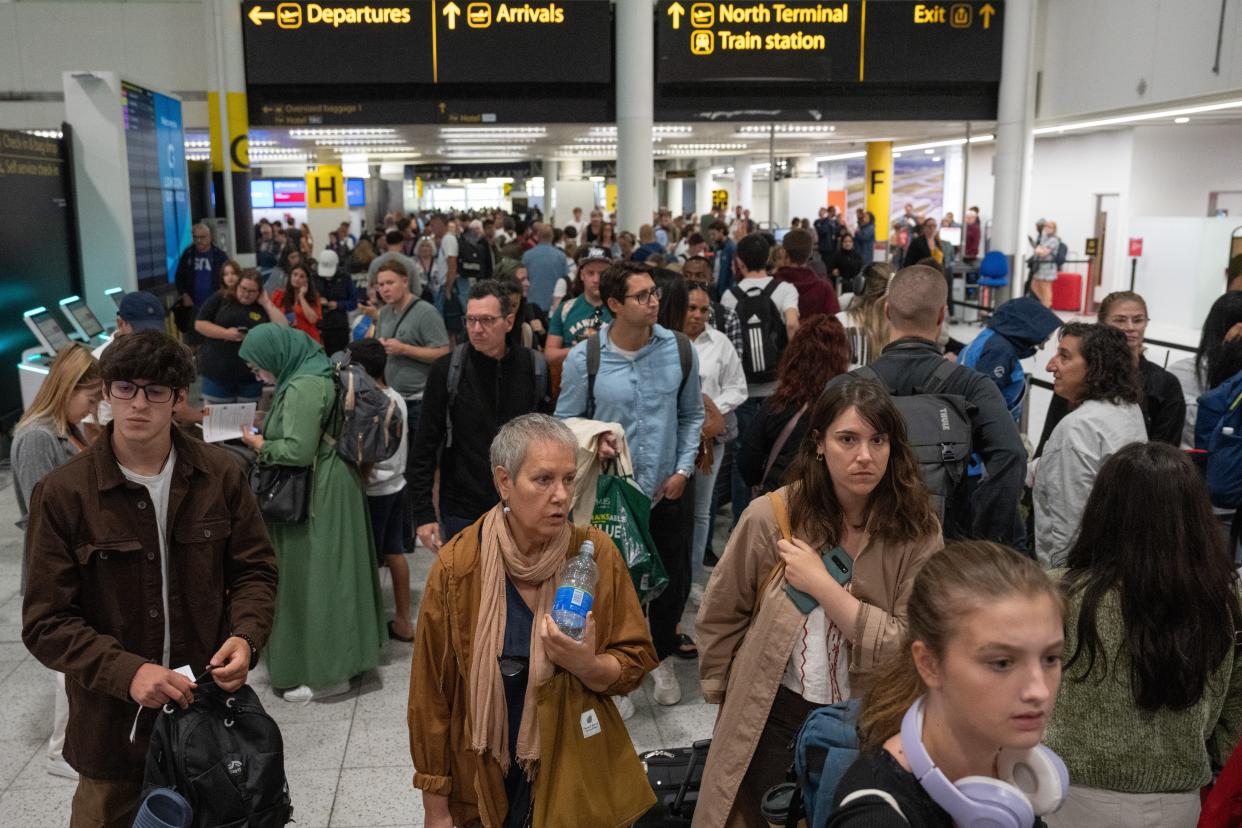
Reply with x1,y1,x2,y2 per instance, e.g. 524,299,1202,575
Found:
242,0,610,87
435,1,612,84
655,0,1003,84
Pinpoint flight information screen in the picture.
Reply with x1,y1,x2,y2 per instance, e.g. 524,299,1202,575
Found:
122,82,191,290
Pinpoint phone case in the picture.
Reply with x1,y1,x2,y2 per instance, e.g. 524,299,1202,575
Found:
784,547,853,613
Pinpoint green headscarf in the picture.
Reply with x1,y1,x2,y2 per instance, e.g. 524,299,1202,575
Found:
238,325,332,395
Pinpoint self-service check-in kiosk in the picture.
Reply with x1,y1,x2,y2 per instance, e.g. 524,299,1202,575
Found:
58,295,110,347
19,306,75,409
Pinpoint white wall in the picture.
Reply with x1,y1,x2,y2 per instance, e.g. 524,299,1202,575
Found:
1128,124,1242,218
1038,0,1242,121
0,2,209,129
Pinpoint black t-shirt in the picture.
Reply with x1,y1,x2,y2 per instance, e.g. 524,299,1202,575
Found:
501,577,534,828
196,294,269,385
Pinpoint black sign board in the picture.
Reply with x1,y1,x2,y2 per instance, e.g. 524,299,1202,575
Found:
655,0,1003,86
436,1,611,84
242,0,609,87
242,1,432,85
656,0,859,83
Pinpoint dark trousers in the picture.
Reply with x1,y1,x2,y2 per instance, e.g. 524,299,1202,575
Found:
735,686,820,826
647,482,695,662
401,399,424,552
71,776,142,828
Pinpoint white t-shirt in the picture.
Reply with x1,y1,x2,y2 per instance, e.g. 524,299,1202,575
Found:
88,336,115,426
430,233,460,294
367,388,409,497
719,275,801,397
781,590,852,705
118,445,178,667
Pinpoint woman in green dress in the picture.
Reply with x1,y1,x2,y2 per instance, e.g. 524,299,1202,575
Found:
239,325,385,702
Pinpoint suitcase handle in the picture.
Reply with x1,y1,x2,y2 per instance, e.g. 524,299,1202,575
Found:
671,738,712,816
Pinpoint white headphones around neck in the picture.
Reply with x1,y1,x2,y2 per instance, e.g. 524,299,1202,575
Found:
900,696,1068,828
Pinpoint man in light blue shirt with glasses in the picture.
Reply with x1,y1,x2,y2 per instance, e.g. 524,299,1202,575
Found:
556,261,703,708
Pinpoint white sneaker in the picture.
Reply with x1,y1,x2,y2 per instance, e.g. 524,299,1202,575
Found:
688,582,705,607
650,659,682,706
46,757,78,781
613,693,636,720
282,680,352,704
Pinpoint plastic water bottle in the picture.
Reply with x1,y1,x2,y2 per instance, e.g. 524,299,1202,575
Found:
552,539,598,641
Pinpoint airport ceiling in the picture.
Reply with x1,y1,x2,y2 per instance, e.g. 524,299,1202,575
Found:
185,119,997,168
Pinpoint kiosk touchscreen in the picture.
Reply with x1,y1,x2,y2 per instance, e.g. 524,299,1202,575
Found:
23,307,74,355
58,295,106,341
106,287,124,309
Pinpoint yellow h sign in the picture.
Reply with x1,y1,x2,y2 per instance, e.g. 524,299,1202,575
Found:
306,164,345,208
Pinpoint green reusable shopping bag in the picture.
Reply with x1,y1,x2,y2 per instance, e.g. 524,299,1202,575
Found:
591,473,669,605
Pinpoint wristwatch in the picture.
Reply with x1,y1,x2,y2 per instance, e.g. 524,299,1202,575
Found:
675,468,693,480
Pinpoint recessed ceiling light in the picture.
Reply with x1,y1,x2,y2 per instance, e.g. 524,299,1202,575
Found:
1174,117,1190,124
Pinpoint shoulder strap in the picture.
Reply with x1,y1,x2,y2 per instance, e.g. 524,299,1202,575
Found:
444,343,469,448
760,278,781,300
852,364,894,394
586,334,602,420
919,358,960,395
729,285,746,303
762,404,806,488
753,490,792,617
388,296,419,337
674,331,693,397
530,349,548,406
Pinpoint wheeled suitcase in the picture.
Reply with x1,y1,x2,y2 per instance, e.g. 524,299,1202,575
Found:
633,739,710,826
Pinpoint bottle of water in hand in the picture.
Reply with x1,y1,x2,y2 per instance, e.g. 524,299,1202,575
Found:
552,540,598,641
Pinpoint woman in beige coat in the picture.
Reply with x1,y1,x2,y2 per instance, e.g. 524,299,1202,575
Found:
695,379,942,827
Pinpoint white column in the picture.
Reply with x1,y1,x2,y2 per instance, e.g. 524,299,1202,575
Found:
559,158,584,180
205,0,253,261
695,158,713,218
616,0,654,233
991,0,1037,297
795,156,819,177
734,156,753,214
666,165,684,217
543,159,559,222
942,144,964,223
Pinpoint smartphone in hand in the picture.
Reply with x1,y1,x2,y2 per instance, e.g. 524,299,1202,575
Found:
785,546,852,614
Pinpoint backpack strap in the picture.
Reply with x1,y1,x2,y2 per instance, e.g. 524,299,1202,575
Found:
674,331,693,397
852,364,894,394
585,333,602,420
729,285,747,304
918,358,960,396
531,349,548,407
444,343,469,448
754,491,792,617
760,278,782,301
762,404,806,490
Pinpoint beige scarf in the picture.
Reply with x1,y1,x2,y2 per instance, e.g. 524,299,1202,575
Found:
468,503,573,778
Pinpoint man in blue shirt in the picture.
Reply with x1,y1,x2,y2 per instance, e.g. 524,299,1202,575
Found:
708,222,736,298
521,223,569,312
173,223,229,338
556,261,704,706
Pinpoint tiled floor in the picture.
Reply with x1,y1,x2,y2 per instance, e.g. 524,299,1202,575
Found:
0,471,720,827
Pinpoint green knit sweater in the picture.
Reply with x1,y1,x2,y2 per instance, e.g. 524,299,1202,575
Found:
1043,571,1242,793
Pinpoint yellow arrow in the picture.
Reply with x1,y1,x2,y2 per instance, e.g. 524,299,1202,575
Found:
443,1,462,29
248,6,274,25
980,3,995,28
668,1,685,29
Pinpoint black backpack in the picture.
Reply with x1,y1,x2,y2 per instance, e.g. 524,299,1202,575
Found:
853,361,972,521
730,281,788,384
143,683,293,828
585,331,693,419
457,233,486,279
444,343,548,447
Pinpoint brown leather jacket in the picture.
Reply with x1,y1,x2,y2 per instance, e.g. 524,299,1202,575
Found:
22,424,278,781
408,520,657,827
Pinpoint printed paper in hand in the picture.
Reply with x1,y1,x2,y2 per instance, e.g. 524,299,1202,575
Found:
202,403,257,443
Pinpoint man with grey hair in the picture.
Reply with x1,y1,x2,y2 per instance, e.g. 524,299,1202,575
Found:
408,280,548,553
173,222,229,326
834,264,1027,549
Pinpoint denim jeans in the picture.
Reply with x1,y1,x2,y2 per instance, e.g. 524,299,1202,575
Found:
692,444,725,582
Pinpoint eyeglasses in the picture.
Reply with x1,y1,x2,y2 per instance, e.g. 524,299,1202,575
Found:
464,315,502,328
1106,315,1148,326
107,380,175,404
624,287,663,305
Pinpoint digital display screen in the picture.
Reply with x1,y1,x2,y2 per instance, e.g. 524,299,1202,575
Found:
347,178,365,207
939,225,963,247
26,310,74,354
61,298,105,338
273,179,306,206
106,288,125,309
251,179,275,208
122,82,191,290
655,0,1003,84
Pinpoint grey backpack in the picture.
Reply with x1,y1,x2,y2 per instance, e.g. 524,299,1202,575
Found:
327,352,405,466
852,361,972,521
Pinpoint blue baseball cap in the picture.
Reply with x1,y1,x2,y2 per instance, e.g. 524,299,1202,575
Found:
116,291,167,332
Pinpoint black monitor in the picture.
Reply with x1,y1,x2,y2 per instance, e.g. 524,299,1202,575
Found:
58,295,105,339
23,307,74,354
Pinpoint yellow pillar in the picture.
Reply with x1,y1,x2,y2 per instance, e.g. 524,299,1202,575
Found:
865,141,893,259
